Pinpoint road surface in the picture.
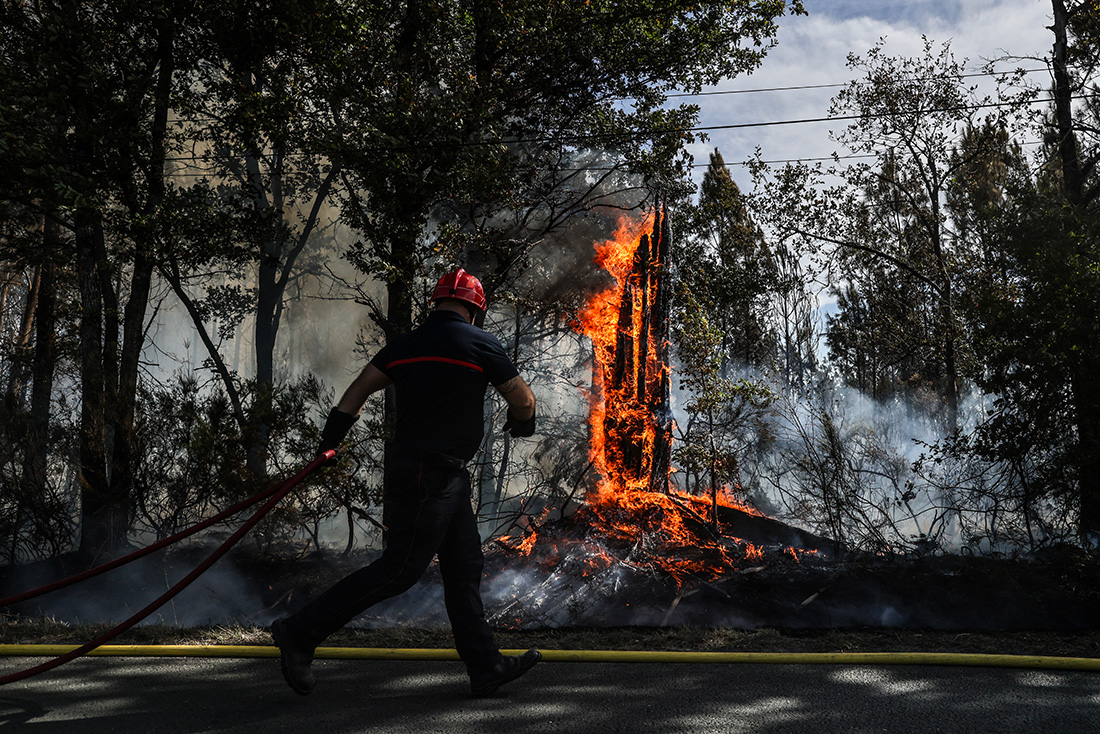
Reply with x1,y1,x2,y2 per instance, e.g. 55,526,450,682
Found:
1,655,1098,733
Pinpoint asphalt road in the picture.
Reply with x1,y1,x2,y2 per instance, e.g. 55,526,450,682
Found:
1,655,1098,733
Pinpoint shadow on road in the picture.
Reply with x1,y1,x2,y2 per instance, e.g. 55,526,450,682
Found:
1,656,1098,733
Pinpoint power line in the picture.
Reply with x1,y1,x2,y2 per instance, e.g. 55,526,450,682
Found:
164,139,1051,177
160,89,1083,169
167,66,1056,127
688,94,1085,136
161,154,876,177
665,67,1052,99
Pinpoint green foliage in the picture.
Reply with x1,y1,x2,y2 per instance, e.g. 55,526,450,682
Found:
321,0,803,332
963,194,1100,535
912,423,1078,552
752,38,1016,431
132,372,383,555
679,149,778,368
767,385,952,554
0,395,78,563
673,283,775,499
942,0,1100,542
745,31,1100,550
1,0,809,560
824,260,942,406
132,371,252,537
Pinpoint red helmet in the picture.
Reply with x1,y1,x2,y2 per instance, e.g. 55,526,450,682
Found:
431,268,487,312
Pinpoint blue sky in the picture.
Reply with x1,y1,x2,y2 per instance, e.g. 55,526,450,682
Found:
811,0,963,25
686,0,1054,189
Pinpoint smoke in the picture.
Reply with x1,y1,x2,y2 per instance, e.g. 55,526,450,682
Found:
700,364,1042,556
511,215,620,307
481,560,689,629
143,214,374,395
501,162,653,308
6,550,270,627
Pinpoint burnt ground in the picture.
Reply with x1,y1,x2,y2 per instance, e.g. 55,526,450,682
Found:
474,498,1100,633
1,494,1098,656
1,537,1098,658
478,542,1100,642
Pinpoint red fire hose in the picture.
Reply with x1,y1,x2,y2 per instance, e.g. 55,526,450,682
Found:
0,450,335,686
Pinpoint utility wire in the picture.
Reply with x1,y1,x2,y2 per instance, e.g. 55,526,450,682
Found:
165,65,1057,130
162,152,878,177
665,67,1052,98
688,94,1088,136
159,91,1082,171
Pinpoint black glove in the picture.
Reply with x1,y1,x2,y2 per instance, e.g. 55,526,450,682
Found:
503,409,536,438
318,407,359,456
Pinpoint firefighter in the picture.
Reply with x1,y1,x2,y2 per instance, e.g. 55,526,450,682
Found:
271,268,540,696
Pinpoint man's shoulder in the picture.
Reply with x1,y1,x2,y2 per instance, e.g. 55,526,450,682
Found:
423,313,502,343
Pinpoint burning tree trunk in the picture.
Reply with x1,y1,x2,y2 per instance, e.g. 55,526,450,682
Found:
489,207,843,621
589,203,673,495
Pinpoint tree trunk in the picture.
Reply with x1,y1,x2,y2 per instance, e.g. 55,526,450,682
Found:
249,246,279,479
491,306,524,509
3,264,40,406
1050,0,1100,542
76,211,121,559
109,254,153,525
240,142,337,477
1074,367,1100,543
109,10,173,505
651,204,674,494
929,201,960,433
22,217,60,493
1051,0,1083,206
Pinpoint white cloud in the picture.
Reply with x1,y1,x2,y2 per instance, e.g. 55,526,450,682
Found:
685,0,1053,191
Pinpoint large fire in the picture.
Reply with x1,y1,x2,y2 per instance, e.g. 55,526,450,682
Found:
569,209,772,583
496,208,812,590
576,210,671,499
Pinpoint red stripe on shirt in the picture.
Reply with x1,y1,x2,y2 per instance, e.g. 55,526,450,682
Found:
385,356,484,372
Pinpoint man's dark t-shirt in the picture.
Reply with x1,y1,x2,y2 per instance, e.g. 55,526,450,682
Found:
370,310,519,462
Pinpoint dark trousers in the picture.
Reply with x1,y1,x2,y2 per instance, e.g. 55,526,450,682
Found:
286,458,502,673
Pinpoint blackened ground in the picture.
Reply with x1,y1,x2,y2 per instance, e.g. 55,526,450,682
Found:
474,500,1099,632
1,539,1097,652
477,543,1099,631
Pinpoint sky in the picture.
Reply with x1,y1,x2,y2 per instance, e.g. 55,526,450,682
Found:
684,0,1056,191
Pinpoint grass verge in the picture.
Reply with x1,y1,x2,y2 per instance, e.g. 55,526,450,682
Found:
2,617,1098,659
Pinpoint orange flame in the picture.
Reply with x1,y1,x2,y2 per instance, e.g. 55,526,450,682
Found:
574,212,663,498
497,211,813,589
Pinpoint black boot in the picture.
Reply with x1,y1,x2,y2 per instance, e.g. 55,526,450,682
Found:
469,648,541,696
271,618,316,695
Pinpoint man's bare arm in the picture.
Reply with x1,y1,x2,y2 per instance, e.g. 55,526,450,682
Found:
336,363,393,415
495,375,535,421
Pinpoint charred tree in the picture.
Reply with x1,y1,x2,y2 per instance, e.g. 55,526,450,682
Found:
599,201,674,495
649,208,674,493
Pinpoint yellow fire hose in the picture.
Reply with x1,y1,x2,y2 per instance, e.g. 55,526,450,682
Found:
2,645,1099,672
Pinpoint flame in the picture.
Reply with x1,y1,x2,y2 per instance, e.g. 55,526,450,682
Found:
568,211,774,583
574,212,665,497
498,211,812,590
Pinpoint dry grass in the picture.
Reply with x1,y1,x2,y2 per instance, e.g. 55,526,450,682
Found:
2,616,1098,658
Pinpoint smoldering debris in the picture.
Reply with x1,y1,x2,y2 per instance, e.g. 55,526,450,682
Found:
474,495,1097,632
2,529,1096,633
